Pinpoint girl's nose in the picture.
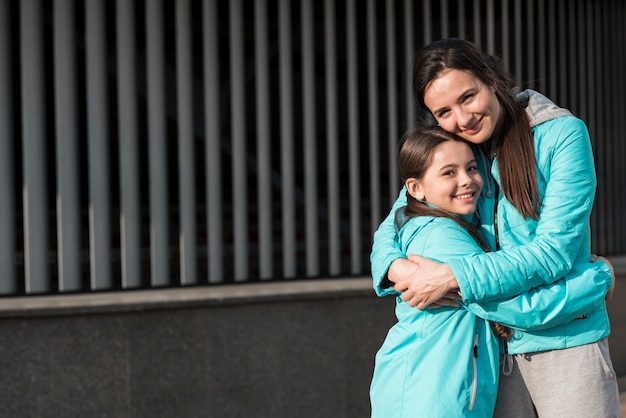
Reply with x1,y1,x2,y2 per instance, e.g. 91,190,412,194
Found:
458,171,472,186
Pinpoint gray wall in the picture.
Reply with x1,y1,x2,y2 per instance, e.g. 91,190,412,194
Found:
0,275,624,418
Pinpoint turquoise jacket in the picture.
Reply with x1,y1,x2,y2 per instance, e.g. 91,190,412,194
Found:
370,90,612,355
370,212,608,417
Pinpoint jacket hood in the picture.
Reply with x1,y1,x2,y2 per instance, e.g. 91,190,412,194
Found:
394,205,479,234
515,89,573,127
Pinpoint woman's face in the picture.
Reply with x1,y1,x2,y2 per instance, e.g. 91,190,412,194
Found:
406,140,483,216
423,69,501,145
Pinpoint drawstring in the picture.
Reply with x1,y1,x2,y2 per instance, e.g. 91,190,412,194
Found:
501,342,513,376
478,149,493,198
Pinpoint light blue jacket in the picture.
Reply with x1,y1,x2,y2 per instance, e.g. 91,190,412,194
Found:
370,212,608,417
370,90,612,355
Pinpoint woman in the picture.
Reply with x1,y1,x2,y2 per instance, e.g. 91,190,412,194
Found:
371,38,619,417
370,126,612,417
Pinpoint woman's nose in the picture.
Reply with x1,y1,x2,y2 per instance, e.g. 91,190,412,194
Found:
455,107,473,128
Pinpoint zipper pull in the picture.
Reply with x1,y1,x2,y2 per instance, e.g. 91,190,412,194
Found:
473,333,479,357
502,341,513,376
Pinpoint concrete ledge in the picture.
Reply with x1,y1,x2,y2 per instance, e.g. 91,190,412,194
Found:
0,277,374,318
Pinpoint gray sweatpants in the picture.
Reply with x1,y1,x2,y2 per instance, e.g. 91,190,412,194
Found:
493,338,620,418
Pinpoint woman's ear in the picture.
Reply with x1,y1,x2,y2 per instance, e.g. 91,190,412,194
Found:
405,178,425,201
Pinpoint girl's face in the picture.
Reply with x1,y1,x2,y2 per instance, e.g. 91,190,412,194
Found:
423,69,501,145
406,140,483,215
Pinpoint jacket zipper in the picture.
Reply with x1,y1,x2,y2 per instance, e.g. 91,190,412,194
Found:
493,185,500,251
468,333,479,411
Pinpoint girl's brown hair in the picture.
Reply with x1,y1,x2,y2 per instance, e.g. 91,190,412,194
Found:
412,38,540,220
399,127,513,341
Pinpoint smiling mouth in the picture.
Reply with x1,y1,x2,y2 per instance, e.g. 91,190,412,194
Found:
455,191,476,200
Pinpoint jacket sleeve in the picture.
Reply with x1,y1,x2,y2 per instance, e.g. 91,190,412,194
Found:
464,260,611,330
370,187,408,297
449,117,602,302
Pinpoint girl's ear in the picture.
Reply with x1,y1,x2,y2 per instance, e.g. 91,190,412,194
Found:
405,178,425,201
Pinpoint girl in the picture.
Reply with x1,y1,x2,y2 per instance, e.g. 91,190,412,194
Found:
370,127,611,417
371,38,619,417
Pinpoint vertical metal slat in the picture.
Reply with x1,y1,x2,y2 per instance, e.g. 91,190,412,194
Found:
54,0,81,291
604,0,615,254
146,0,170,285
486,0,494,55
514,0,522,83
500,0,509,71
473,0,481,48
422,1,432,48
86,0,112,289
538,0,547,94
548,0,557,100
616,0,626,253
593,1,606,254
0,0,16,293
346,0,361,274
441,0,449,38
576,0,587,121
385,0,399,204
567,0,578,114
117,0,142,288
403,0,415,130
278,0,296,278
526,0,535,90
254,0,273,279
203,0,223,283
324,0,340,275
230,0,249,281
457,0,466,40
302,0,319,277
585,0,597,250
367,0,381,235
20,0,49,293
557,0,567,105
176,0,197,285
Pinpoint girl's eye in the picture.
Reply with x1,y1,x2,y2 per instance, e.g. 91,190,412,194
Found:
462,93,475,102
436,109,450,118
468,165,478,172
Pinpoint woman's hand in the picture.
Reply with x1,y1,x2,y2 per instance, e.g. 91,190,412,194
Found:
592,254,615,301
389,254,460,309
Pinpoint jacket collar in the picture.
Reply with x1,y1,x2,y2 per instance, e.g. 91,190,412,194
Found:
515,89,573,127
